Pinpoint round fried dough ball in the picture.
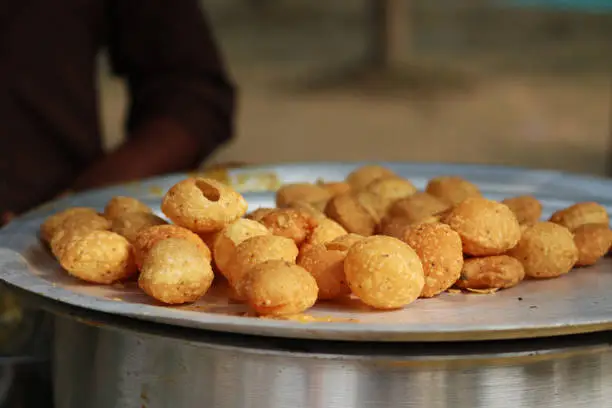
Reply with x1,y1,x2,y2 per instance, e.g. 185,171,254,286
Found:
549,202,609,231
325,193,376,236
425,176,481,206
133,224,211,268
501,196,542,226
213,219,271,276
275,183,331,208
364,176,417,214
246,208,275,223
388,192,451,225
58,230,137,284
305,218,348,248
326,233,365,251
161,177,248,233
573,224,612,266
378,215,412,240
345,236,424,309
226,235,299,284
404,223,463,298
318,181,351,197
287,201,328,222
444,197,521,256
103,196,152,221
298,243,351,300
40,207,99,243
508,222,578,279
239,260,318,316
111,212,167,242
139,238,214,305
258,208,319,246
455,255,525,290
345,165,396,190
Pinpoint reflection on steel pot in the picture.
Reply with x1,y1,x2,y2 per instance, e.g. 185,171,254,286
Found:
53,312,612,408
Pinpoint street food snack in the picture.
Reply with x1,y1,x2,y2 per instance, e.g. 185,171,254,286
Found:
388,192,450,225
298,241,351,300
501,196,542,226
549,202,609,232
345,165,397,190
425,176,481,206
139,238,214,304
317,181,351,197
58,230,136,284
161,177,247,233
238,260,318,316
213,219,271,276
508,222,578,279
444,197,521,256
455,255,525,290
40,207,100,243
304,218,347,248
258,208,318,246
403,223,463,298
345,236,424,309
111,212,168,243
275,183,331,208
573,224,612,267
133,224,211,268
246,207,275,223
325,193,376,236
356,177,417,221
104,196,151,221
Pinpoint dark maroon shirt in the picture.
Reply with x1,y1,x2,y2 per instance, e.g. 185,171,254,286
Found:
0,0,236,215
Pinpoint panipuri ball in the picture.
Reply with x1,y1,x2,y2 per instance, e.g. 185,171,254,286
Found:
239,260,318,316
356,177,417,221
508,222,578,279
161,177,247,233
344,235,424,309
305,218,348,248
388,192,450,225
111,212,167,243
298,242,351,300
104,196,152,221
325,193,376,236
425,176,481,206
226,235,299,284
213,219,271,276
573,224,612,267
404,223,463,298
455,255,525,290
326,233,366,251
444,197,521,256
139,238,214,305
58,230,137,284
377,215,413,240
258,208,319,246
246,208,275,223
345,165,396,190
317,181,351,197
133,224,211,268
549,202,609,231
287,201,328,222
40,207,99,243
501,196,542,226
275,183,331,208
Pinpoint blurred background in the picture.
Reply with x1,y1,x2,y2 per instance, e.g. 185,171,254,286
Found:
100,0,612,175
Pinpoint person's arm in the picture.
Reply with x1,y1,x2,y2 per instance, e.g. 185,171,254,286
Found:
72,0,236,191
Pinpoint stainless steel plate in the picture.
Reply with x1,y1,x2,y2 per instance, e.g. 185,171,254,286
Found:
1,162,611,342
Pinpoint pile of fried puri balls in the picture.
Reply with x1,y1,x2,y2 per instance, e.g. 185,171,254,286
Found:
40,165,612,317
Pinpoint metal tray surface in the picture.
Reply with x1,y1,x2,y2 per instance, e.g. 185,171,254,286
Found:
1,162,612,342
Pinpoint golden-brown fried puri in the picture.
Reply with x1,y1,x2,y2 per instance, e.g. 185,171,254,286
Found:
317,181,351,197
501,196,542,226
133,224,211,268
573,224,612,266
304,218,348,248
49,213,112,254
377,215,413,240
139,238,214,305
298,243,351,300
404,223,463,298
111,212,167,243
239,260,318,316
161,177,247,233
326,233,365,251
258,208,319,246
356,177,417,221
226,235,299,284
345,165,397,190
549,202,610,231
275,183,331,208
388,192,451,225
508,222,578,279
103,196,152,221
58,230,137,284
246,207,275,223
213,219,271,276
425,176,481,206
455,255,525,290
40,207,100,243
324,193,376,236
287,201,328,222
344,235,424,309
444,197,521,256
